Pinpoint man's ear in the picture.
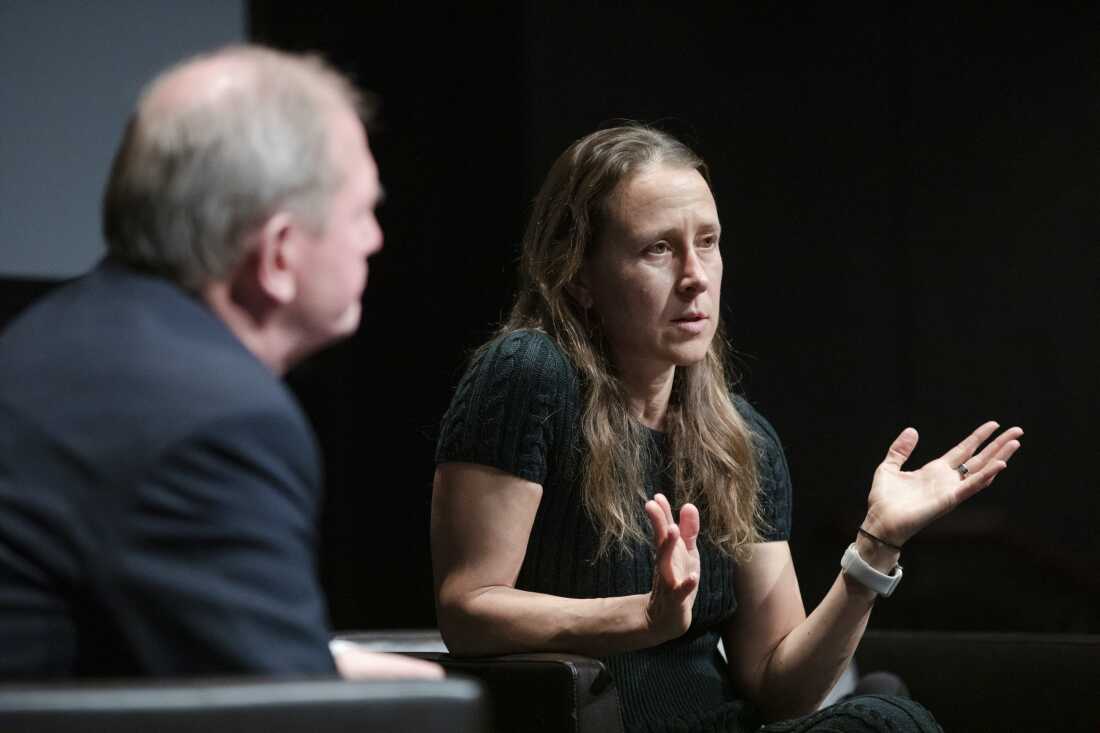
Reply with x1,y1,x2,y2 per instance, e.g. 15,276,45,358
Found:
565,267,594,310
253,212,299,305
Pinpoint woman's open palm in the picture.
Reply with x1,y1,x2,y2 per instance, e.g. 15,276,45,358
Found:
864,421,1023,546
644,493,700,641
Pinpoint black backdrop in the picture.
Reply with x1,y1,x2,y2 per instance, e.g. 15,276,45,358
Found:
249,3,1098,633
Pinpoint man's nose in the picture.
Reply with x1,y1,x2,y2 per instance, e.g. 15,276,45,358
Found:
364,218,383,257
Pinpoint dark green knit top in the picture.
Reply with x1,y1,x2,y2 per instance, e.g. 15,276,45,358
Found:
437,329,793,733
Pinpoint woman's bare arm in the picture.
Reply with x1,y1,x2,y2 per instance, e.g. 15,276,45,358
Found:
723,540,878,721
724,422,1022,721
432,462,698,657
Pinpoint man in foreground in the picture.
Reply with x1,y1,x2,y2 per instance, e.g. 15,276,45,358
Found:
0,45,439,680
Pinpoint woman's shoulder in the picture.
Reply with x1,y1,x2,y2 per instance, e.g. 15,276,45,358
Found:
730,393,793,539
472,328,576,388
484,327,569,362
442,328,580,438
437,328,578,479
730,393,783,450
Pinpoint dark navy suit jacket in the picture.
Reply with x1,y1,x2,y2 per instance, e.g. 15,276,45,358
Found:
0,261,337,677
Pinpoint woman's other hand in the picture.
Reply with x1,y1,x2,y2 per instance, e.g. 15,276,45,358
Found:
863,421,1023,547
644,493,701,642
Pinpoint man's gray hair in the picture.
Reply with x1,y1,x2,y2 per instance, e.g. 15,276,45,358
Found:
102,45,370,291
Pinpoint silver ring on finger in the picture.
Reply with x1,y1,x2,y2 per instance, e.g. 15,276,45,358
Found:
955,463,969,479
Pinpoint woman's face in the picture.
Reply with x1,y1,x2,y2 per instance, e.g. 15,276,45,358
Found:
578,162,722,374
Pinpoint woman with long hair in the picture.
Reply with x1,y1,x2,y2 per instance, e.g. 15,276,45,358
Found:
431,125,1021,732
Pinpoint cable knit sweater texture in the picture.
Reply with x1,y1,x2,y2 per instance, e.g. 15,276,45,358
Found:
436,329,792,732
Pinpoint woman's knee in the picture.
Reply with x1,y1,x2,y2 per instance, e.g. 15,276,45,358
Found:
821,694,940,733
761,694,941,733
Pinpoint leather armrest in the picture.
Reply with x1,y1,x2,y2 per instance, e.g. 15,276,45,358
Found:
335,631,624,733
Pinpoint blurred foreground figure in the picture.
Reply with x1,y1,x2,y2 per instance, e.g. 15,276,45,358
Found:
0,45,439,681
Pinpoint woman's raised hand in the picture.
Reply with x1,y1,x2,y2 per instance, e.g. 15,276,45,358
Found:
863,421,1023,547
644,493,701,642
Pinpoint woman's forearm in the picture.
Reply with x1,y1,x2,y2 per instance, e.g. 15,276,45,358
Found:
752,422,1021,721
755,534,898,720
438,584,660,658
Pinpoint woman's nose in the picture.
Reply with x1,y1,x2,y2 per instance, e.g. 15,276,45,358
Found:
678,247,710,295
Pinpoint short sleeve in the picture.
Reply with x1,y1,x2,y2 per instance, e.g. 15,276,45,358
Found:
733,396,793,542
436,330,574,485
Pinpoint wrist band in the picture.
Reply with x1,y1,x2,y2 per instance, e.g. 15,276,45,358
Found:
841,543,903,597
858,527,903,552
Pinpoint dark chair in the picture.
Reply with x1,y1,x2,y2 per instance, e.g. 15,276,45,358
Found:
0,676,487,733
339,629,1100,733
337,630,623,733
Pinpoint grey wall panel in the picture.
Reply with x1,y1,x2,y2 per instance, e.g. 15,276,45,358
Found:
0,0,243,277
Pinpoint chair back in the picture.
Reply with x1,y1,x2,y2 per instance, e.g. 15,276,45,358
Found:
0,677,487,733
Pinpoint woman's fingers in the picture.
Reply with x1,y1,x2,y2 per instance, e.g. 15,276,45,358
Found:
653,517,698,592
648,496,700,599
657,530,698,599
944,421,1000,465
961,427,1023,472
679,503,700,552
998,436,1023,462
957,459,1007,502
882,427,920,468
655,523,680,584
944,424,1022,499
665,523,680,546
645,499,668,544
956,439,1021,502
654,493,674,526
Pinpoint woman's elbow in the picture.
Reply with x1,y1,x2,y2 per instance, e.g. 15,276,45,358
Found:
436,593,495,657
732,662,821,723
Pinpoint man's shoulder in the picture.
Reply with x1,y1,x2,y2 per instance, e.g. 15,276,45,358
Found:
4,263,279,397
0,263,307,466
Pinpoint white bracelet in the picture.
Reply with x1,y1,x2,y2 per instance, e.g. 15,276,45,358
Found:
840,542,903,597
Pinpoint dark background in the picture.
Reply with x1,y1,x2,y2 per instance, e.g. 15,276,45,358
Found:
6,3,1092,634
250,3,1098,633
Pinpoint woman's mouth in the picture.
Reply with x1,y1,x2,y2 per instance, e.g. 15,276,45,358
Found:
672,314,708,334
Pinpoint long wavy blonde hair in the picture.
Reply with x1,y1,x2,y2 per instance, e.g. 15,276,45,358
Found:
501,124,764,560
